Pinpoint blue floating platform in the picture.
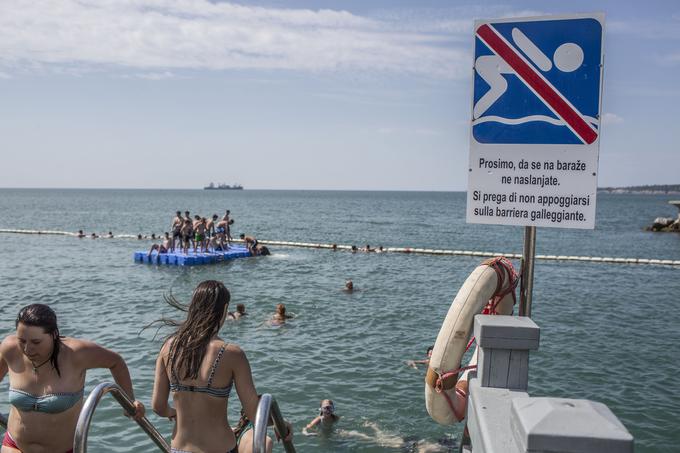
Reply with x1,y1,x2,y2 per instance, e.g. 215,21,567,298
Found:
134,245,251,266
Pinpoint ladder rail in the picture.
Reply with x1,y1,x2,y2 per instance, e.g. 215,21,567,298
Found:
74,382,170,453
253,394,295,453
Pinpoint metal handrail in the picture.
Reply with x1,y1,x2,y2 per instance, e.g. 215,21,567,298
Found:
74,382,170,453
253,394,295,453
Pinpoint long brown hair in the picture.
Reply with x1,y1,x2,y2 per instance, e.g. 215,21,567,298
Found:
16,304,63,377
166,280,230,380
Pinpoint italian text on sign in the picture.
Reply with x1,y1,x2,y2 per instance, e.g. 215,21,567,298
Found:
466,13,605,229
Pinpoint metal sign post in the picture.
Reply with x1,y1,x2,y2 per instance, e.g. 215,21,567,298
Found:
466,13,605,318
519,226,536,317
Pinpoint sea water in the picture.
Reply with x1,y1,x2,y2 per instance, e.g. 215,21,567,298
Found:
0,189,678,452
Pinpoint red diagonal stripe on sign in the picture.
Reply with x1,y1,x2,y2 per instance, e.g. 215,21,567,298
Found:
477,23,598,145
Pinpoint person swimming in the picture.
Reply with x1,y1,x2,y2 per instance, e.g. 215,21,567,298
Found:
406,346,433,369
304,399,340,434
344,280,354,292
229,303,247,320
269,303,293,326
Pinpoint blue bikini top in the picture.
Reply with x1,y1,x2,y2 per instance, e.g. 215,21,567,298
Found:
9,387,84,414
170,343,233,398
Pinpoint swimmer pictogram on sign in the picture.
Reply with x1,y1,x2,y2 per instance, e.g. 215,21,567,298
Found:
472,17,603,145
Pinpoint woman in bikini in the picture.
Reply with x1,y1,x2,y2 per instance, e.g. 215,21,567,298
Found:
0,304,145,453
151,280,292,453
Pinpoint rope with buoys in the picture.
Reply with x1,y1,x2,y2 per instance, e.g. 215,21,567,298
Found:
0,229,679,267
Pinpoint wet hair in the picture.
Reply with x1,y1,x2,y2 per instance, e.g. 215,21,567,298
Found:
259,246,271,256
163,281,231,380
239,233,245,239
16,304,62,376
236,303,245,314
426,346,433,354
276,303,286,316
176,211,182,216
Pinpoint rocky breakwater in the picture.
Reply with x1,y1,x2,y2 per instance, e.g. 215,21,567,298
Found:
647,201,680,232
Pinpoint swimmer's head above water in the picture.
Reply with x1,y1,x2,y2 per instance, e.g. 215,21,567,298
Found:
319,399,335,416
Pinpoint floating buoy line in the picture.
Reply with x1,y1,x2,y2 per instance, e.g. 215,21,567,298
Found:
1,228,679,267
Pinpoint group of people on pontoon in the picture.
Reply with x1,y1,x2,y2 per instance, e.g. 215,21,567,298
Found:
0,280,346,453
144,210,270,257
168,209,235,255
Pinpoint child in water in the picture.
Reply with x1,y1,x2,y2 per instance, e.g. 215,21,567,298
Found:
304,399,339,434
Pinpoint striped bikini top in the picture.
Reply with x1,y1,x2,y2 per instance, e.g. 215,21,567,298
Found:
170,343,233,398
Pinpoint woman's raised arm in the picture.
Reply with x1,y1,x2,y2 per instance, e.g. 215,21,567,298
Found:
72,339,145,419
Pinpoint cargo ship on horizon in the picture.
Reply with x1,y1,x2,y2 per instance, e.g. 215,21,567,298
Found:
203,182,243,190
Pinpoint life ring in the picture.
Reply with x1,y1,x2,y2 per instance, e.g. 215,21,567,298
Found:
425,257,518,425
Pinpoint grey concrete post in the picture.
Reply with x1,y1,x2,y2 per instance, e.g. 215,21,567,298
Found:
467,315,634,453
474,314,539,390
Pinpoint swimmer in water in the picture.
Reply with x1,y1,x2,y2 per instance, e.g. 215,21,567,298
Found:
229,304,247,320
270,304,293,326
344,280,354,292
340,421,453,452
406,346,433,369
77,230,85,238
304,399,339,433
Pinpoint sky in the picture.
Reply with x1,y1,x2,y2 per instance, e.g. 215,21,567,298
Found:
0,0,678,191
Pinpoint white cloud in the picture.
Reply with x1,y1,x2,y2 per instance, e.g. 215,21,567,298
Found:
661,52,680,65
123,71,177,80
0,0,475,79
377,126,441,136
602,112,624,125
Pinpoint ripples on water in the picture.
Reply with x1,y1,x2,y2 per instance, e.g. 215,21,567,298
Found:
0,190,678,452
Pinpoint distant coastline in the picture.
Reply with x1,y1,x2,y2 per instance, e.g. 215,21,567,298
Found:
598,184,680,194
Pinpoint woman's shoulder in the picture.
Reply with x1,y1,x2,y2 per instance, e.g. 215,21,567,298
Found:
61,337,96,351
0,335,19,356
212,340,245,361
